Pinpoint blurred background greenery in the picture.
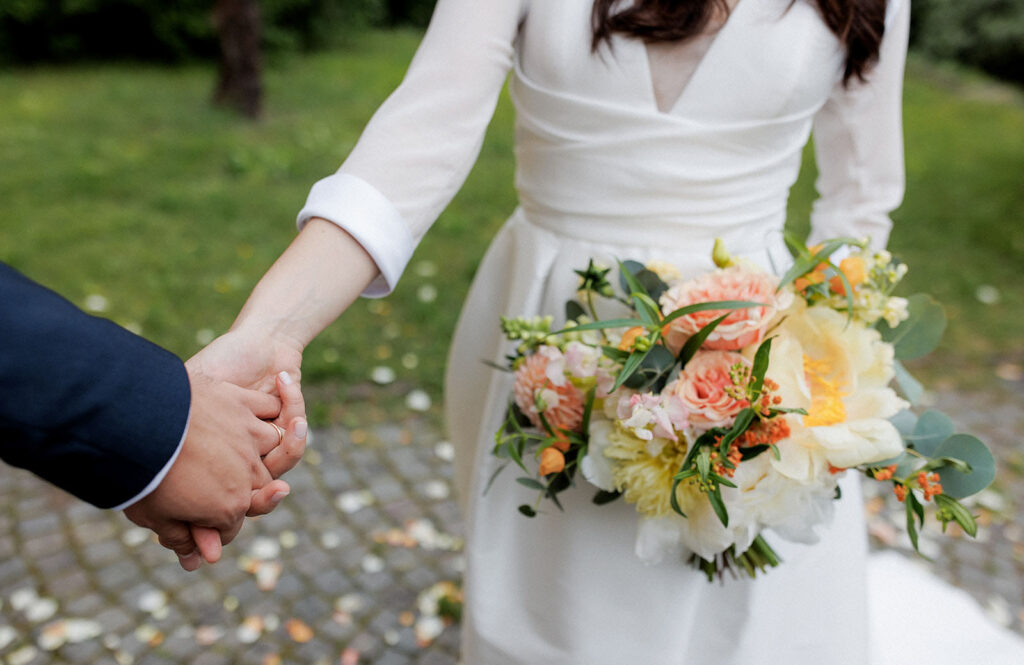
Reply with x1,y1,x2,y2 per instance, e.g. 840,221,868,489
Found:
0,2,1021,426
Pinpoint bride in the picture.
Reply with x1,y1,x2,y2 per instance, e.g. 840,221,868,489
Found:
191,0,1024,662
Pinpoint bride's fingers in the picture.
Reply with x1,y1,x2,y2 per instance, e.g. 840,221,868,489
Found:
262,417,307,479
241,386,282,420
247,479,291,516
191,525,223,563
275,371,306,428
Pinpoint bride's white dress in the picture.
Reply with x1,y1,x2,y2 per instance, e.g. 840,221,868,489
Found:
297,0,1024,662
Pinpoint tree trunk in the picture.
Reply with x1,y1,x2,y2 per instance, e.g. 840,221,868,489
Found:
212,0,263,119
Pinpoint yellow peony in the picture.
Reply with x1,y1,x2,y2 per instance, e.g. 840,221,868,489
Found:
764,299,906,483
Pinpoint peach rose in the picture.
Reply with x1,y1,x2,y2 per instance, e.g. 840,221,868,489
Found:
665,350,750,429
660,264,791,352
513,347,586,434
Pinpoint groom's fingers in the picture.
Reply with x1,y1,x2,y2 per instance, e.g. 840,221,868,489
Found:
248,479,291,516
152,520,203,570
191,525,223,563
262,417,307,479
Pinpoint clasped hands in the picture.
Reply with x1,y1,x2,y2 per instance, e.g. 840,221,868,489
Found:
124,329,306,571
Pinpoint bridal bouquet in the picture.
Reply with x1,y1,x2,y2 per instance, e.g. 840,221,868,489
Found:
491,237,995,580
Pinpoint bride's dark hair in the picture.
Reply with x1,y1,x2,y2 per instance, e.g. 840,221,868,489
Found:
592,0,888,85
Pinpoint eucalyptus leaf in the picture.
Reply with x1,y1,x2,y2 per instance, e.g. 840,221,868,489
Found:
889,409,919,439
893,360,924,405
518,505,537,518
877,294,947,360
934,434,996,499
908,410,955,457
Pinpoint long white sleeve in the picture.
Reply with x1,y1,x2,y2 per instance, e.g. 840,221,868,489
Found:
298,0,527,296
807,0,910,251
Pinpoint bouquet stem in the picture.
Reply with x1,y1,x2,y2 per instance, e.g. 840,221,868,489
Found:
690,535,781,582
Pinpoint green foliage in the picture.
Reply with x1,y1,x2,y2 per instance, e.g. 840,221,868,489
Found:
911,0,1024,85
0,0,436,63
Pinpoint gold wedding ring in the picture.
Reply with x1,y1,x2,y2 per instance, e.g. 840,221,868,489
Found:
272,423,285,445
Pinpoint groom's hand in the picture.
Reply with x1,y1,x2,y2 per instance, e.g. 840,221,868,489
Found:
123,368,290,570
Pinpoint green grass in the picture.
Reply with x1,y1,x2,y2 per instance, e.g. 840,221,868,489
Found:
1,33,1021,425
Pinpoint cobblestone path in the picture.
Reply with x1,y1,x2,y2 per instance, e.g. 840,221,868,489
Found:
0,385,1020,664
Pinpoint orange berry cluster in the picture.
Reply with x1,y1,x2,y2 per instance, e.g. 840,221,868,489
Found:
917,471,943,501
891,472,944,503
872,464,898,481
711,443,743,478
737,417,791,447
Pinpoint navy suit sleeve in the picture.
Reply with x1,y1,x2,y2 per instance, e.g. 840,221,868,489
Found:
0,263,191,508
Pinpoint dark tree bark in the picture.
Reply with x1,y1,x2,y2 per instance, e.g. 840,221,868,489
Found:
212,0,263,119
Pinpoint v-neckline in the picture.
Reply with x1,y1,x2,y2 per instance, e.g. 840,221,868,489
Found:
640,0,746,115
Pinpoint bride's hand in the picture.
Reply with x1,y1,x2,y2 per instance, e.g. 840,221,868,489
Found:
185,329,308,563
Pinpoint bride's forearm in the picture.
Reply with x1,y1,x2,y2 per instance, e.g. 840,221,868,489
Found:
231,218,380,350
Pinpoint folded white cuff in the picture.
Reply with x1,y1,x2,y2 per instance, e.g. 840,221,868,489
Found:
296,173,415,297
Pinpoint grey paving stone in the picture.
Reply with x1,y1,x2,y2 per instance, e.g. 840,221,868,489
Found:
59,639,104,663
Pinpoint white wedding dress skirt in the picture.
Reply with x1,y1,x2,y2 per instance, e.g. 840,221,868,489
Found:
445,212,1024,664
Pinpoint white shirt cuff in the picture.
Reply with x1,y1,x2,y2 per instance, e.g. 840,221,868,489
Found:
110,406,190,511
296,173,415,297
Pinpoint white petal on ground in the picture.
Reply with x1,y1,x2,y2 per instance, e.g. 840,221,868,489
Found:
249,537,281,560
25,597,59,623
279,531,299,549
195,328,216,345
422,480,450,500
336,594,365,614
371,365,396,384
236,616,264,644
320,531,343,549
434,441,456,462
121,527,150,547
975,284,1001,305
336,490,375,514
194,625,225,646
406,389,432,412
414,616,445,644
84,294,109,312
8,646,39,665
138,590,167,615
0,625,17,650
361,554,385,574
10,587,38,612
417,284,438,303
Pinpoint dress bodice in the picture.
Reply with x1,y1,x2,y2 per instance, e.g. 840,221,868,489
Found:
510,0,850,254
297,0,909,295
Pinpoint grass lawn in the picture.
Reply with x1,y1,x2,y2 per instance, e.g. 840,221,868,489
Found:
1,30,1021,425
